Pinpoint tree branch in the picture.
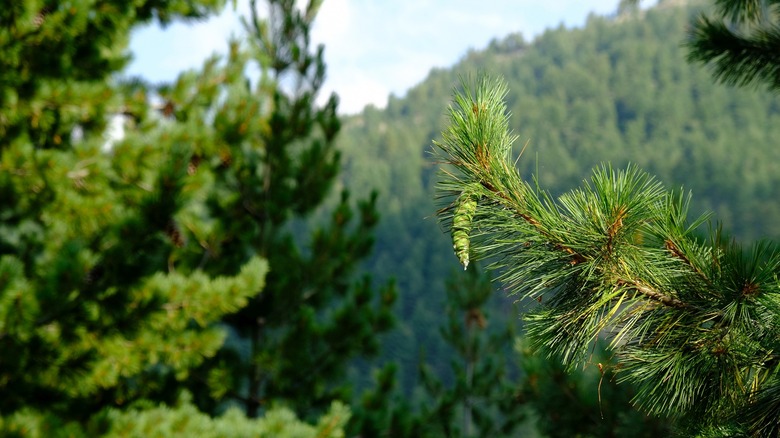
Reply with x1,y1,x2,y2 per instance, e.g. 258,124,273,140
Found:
617,279,689,309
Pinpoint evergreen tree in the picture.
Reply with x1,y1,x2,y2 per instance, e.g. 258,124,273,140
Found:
347,267,525,438
346,363,424,437
1,397,349,438
418,266,525,437
172,0,397,419
0,0,268,427
0,1,356,436
434,76,780,436
516,338,675,437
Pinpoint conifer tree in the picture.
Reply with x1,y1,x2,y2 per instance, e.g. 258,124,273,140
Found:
418,266,525,437
0,0,268,427
172,0,397,419
346,363,424,437
93,398,350,438
516,339,675,437
347,267,524,438
434,76,780,436
0,1,352,436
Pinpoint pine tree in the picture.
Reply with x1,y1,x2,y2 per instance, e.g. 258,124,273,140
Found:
516,338,675,437
170,0,397,419
92,398,351,438
418,266,526,437
346,363,424,437
0,0,267,426
1,397,350,438
0,1,354,436
347,267,525,438
434,76,780,436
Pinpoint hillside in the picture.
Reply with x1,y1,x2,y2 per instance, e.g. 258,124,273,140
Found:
334,2,780,390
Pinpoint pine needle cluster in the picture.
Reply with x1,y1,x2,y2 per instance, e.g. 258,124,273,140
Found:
434,76,780,436
687,0,780,90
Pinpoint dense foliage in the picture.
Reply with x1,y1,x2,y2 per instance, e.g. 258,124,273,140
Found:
416,266,525,437
6,0,780,435
166,0,396,419
335,1,780,395
434,76,780,434
431,0,780,433
0,0,389,435
0,0,267,422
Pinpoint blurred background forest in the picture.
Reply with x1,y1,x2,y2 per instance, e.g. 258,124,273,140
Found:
2,0,778,436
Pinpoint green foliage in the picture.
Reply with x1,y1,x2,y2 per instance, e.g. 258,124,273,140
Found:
687,0,780,90
348,267,528,438
418,266,526,437
0,0,225,150
1,0,382,434
0,0,274,423
335,2,780,399
1,395,349,437
97,398,350,438
156,0,397,418
434,75,780,435
516,339,674,438
347,363,424,437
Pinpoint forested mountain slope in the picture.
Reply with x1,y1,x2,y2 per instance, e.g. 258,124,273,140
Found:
335,2,780,388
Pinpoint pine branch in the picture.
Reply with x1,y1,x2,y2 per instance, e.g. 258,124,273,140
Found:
617,279,689,309
433,76,780,431
687,13,780,90
714,0,775,23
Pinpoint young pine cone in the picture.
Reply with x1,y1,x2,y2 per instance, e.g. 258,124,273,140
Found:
452,188,478,269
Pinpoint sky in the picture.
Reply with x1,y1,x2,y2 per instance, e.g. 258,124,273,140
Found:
127,1,643,114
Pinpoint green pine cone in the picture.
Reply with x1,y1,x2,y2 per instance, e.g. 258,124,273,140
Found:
452,189,478,269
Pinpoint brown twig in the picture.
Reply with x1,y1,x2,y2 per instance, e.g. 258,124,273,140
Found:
618,279,689,309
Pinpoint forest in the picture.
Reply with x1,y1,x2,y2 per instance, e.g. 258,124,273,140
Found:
337,0,780,408
2,0,779,436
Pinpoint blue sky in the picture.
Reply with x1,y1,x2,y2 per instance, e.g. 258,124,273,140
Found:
128,1,647,114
